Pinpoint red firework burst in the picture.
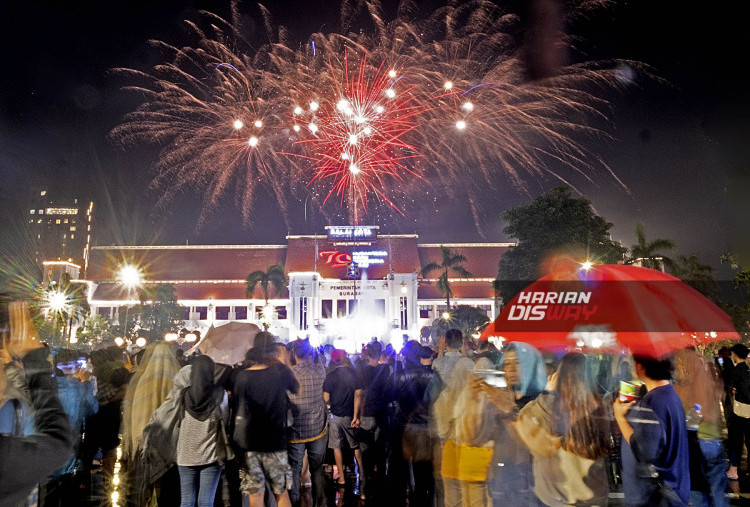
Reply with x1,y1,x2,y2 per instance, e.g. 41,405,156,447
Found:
292,53,427,222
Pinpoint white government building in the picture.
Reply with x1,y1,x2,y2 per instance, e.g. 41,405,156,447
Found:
81,226,512,351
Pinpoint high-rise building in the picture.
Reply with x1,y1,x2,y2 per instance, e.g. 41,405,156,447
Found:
27,190,94,280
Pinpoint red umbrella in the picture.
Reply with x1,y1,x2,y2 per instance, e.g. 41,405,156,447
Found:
485,263,738,357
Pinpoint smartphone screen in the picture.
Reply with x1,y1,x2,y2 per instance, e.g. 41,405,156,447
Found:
474,369,507,389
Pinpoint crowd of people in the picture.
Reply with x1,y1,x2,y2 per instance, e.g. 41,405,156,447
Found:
1,300,748,507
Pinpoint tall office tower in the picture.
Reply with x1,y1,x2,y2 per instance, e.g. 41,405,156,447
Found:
27,189,94,282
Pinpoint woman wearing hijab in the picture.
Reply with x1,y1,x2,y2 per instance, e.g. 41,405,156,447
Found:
177,355,229,507
515,352,610,506
473,341,548,506
121,341,181,505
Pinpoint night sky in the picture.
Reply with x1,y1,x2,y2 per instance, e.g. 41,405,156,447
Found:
1,0,748,274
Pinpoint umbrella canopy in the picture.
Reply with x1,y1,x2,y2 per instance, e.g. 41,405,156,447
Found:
485,264,738,358
188,321,261,366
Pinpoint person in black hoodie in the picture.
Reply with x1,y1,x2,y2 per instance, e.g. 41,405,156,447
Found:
728,343,750,480
0,302,73,507
388,340,436,506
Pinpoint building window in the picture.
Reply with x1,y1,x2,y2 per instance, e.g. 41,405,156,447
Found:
276,306,287,320
419,305,431,319
56,219,61,224
70,234,74,239
400,297,408,330
64,219,68,224
63,234,67,239
97,307,110,318
30,209,35,214
37,219,42,224
39,209,44,214
183,308,191,320
215,306,230,320
196,306,208,320
70,226,76,231
337,300,347,318
321,299,333,319
299,297,308,330
234,306,247,320
348,299,358,314
29,219,33,224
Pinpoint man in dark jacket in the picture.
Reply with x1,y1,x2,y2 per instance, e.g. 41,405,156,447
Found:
0,329,73,506
727,343,750,480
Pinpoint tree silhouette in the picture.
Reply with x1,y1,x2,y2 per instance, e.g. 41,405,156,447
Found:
421,245,472,309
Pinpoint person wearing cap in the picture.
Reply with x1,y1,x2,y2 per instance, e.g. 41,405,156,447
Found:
727,343,750,481
323,348,365,498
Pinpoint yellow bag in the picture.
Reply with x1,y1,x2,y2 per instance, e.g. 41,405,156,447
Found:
441,439,494,482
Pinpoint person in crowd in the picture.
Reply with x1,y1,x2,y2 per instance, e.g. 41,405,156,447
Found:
474,341,499,369
390,340,437,505
432,329,469,386
727,343,750,480
474,341,547,506
614,354,690,506
176,354,229,507
121,341,181,506
0,301,73,506
436,356,490,507
323,348,365,496
43,350,99,506
232,331,299,507
674,347,728,507
81,346,130,493
357,342,394,501
717,346,735,425
287,339,328,507
513,352,611,506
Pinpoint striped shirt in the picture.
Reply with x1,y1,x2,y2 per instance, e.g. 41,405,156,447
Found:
288,359,327,442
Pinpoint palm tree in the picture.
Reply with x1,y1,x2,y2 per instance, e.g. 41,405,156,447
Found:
246,265,288,304
628,223,676,272
421,245,472,309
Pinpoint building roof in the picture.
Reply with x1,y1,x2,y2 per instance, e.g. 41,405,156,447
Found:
86,239,512,302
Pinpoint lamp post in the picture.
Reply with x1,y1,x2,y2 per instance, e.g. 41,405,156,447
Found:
117,264,142,344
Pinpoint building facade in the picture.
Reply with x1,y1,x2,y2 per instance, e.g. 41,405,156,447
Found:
84,228,511,351
28,190,94,281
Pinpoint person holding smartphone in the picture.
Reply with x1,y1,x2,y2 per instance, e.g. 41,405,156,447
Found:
0,302,73,506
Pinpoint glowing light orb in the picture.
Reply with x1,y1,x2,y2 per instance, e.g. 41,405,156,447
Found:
185,333,198,343
254,120,263,128
363,126,372,135
385,89,396,99
341,152,350,160
462,101,474,112
349,163,360,175
580,260,593,271
444,81,453,90
456,120,467,130
293,124,301,132
117,265,142,288
348,134,358,145
308,123,318,134
309,101,319,111
293,106,303,115
114,337,125,347
388,69,397,78
337,99,350,111
135,337,147,348
233,119,244,129
442,311,451,320
47,290,68,313
248,136,259,147
375,105,384,114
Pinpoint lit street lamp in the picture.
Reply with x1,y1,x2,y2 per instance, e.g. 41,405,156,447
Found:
117,264,142,343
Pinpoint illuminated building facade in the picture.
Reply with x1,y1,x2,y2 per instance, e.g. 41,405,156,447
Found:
28,189,94,280
84,227,512,351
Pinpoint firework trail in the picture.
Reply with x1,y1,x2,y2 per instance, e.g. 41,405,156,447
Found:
112,0,638,227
